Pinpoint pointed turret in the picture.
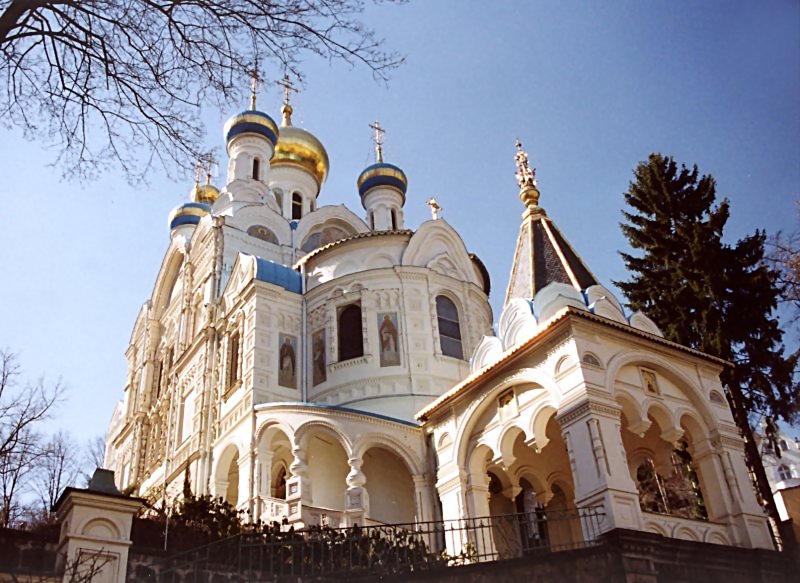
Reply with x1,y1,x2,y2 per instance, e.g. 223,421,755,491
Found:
505,140,598,306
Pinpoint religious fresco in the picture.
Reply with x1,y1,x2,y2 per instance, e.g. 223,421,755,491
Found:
312,329,326,386
378,312,400,367
278,333,297,389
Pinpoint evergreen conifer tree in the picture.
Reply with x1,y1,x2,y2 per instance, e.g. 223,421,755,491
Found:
617,153,798,534
618,153,797,421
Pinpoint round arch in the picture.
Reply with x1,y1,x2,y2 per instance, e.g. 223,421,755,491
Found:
606,351,719,429
352,433,422,477
454,369,557,472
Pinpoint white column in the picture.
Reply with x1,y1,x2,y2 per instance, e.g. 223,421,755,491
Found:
556,400,644,534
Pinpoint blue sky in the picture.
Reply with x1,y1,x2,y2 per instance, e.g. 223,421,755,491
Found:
1,1,798,444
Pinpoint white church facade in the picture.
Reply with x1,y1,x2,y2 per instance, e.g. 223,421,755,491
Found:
104,87,774,554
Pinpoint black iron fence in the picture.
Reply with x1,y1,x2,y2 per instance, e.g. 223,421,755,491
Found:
160,506,606,580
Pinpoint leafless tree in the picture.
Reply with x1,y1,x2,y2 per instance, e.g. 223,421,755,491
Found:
0,0,404,180
33,431,80,513
0,349,62,527
769,230,800,327
80,435,106,485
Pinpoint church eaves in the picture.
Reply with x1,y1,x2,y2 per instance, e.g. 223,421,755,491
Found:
504,141,597,306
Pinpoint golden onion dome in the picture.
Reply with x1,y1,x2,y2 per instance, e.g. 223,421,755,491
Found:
271,104,329,188
223,109,279,152
190,182,220,205
168,202,211,231
357,162,408,203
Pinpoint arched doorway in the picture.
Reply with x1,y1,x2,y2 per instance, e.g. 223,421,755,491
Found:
361,446,416,525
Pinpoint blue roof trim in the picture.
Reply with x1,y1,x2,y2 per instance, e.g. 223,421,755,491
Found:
225,111,279,145
170,215,202,229
256,401,421,428
253,257,302,294
358,174,408,196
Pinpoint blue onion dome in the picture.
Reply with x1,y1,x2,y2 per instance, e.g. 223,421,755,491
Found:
168,202,211,231
223,109,279,152
357,162,408,201
272,104,329,188
190,182,220,205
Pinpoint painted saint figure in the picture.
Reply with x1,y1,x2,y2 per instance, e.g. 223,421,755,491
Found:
378,312,400,367
312,330,326,386
278,334,297,388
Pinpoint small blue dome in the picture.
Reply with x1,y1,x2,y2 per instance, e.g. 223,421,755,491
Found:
223,110,279,149
357,162,408,199
168,202,211,231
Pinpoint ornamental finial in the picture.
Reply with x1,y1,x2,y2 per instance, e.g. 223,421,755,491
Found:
426,197,443,220
369,120,385,163
515,139,537,189
515,139,541,209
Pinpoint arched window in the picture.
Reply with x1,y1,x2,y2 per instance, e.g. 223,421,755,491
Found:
436,295,463,359
274,466,287,499
252,157,261,180
369,211,375,230
247,225,279,244
338,304,363,361
778,464,792,481
292,193,303,220
391,209,398,230
780,439,789,451
634,441,707,520
227,331,241,390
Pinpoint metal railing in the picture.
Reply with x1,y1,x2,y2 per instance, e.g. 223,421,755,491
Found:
160,506,606,580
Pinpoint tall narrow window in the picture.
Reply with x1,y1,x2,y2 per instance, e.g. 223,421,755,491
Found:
252,157,261,180
436,295,463,359
153,360,164,399
292,193,303,220
227,331,241,389
391,209,398,230
369,211,375,230
338,304,363,361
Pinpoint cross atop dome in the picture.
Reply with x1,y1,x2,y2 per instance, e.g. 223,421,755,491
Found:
369,120,385,163
248,64,263,110
202,152,217,184
276,73,298,126
276,74,297,107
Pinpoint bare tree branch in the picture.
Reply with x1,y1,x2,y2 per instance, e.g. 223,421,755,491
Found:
0,348,63,527
0,0,405,181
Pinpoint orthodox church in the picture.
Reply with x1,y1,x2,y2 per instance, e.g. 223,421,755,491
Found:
104,80,773,553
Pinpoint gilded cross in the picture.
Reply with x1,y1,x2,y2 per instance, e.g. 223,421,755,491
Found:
276,74,296,107
248,65,263,110
369,120,385,163
203,152,217,184
426,197,443,220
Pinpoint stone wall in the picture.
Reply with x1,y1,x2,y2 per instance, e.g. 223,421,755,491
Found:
0,526,59,579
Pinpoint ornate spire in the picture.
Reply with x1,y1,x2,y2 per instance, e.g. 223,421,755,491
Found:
369,120,385,163
248,64,263,110
276,73,297,126
505,139,597,306
515,139,540,209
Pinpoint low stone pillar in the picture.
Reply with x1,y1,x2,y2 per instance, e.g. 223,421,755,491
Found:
344,457,367,526
53,469,143,583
